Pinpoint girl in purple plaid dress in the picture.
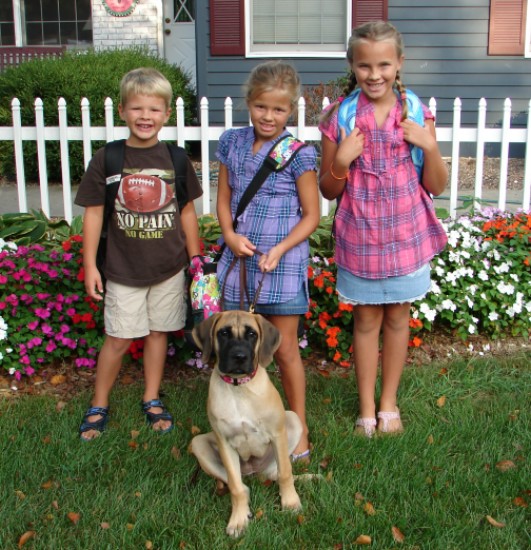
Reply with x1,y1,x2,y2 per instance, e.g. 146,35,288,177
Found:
319,22,448,437
216,61,320,461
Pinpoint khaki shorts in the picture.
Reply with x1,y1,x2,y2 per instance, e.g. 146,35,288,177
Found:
104,270,186,339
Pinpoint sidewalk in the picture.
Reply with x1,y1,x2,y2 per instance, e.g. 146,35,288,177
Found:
0,180,526,219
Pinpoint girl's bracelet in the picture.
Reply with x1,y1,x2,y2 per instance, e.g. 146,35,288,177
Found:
329,163,349,181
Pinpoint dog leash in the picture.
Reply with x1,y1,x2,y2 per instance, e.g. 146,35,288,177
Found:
222,249,268,313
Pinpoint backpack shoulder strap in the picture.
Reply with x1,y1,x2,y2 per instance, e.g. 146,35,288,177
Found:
337,89,361,142
234,134,306,225
102,139,126,233
165,142,189,212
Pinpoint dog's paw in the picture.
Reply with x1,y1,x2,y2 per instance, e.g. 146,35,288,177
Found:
226,509,253,537
281,489,302,511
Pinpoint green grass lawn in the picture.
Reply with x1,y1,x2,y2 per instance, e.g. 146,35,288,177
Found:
1,353,529,549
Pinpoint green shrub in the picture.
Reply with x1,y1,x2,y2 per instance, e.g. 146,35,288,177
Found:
0,48,197,183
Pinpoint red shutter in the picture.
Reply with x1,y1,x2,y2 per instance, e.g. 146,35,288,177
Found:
352,0,388,28
210,0,245,56
488,0,527,55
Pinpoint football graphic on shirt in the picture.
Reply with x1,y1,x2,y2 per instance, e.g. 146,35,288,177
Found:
117,174,174,213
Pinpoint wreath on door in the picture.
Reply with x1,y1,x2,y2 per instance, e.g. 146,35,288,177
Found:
102,0,139,17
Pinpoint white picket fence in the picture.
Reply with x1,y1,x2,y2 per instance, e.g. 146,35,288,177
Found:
0,95,530,222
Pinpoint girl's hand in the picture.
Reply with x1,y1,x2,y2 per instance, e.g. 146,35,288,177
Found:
400,119,437,152
227,233,256,257
335,127,364,170
258,246,282,272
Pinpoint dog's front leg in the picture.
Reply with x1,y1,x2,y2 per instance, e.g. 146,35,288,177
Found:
272,424,301,511
215,433,252,537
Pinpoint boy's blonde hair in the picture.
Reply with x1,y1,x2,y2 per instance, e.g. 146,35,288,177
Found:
120,67,173,109
244,61,301,109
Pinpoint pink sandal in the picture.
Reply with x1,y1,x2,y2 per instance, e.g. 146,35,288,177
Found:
377,408,404,434
355,417,377,438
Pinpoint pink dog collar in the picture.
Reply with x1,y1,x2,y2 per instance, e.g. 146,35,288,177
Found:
219,368,258,386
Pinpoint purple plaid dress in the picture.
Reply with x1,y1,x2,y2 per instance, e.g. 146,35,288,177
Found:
216,127,317,305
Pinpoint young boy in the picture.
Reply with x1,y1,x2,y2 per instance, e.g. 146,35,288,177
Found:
75,67,202,441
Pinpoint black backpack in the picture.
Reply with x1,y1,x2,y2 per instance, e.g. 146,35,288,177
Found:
96,139,189,277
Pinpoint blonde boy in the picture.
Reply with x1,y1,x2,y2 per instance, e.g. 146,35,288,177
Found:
75,68,202,440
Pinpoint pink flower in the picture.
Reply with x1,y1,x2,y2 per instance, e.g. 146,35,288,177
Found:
35,308,51,319
45,340,57,353
14,371,22,381
42,324,54,336
27,320,39,330
24,366,35,376
19,354,31,365
0,274,8,284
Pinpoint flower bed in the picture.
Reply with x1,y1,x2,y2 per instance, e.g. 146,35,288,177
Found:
1,210,530,378
304,210,530,364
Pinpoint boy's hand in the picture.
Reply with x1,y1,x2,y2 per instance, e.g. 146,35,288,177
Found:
84,265,104,301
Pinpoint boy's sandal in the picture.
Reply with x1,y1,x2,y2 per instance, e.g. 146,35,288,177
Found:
79,406,109,440
355,417,377,438
377,408,404,434
141,399,174,434
290,449,311,464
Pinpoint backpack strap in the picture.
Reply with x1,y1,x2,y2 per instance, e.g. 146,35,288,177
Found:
337,88,425,182
165,142,189,212
233,134,307,228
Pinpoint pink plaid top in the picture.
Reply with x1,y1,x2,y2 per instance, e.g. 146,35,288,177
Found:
319,92,447,279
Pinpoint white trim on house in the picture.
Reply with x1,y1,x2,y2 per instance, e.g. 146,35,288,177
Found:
244,0,351,59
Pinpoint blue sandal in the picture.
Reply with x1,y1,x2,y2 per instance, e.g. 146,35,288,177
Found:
141,399,174,434
79,406,109,440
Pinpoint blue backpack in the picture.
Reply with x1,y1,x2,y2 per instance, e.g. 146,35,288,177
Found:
337,88,425,182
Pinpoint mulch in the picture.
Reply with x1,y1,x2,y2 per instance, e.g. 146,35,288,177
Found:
1,332,528,401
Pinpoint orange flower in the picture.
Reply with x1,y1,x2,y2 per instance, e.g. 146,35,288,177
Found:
326,286,334,294
338,302,354,312
408,336,422,348
409,318,423,329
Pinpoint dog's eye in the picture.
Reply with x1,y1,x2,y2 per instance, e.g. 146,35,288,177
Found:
245,328,258,340
218,327,232,338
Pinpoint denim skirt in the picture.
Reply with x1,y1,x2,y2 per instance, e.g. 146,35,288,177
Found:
336,263,431,305
222,285,308,315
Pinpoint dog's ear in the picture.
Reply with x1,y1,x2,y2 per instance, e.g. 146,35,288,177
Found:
192,313,220,363
255,314,281,366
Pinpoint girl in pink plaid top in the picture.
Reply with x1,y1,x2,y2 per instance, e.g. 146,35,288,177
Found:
319,21,448,437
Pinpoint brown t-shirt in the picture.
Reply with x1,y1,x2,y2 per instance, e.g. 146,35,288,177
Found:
75,141,202,286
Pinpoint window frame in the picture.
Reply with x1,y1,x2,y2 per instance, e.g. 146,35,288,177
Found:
244,0,352,58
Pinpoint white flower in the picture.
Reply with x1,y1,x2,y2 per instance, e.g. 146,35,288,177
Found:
419,302,437,322
493,262,510,274
0,352,3,361
441,299,457,311
478,271,489,282
447,230,461,248
430,281,441,295
488,311,499,321
8,368,15,375
468,324,476,334
498,282,515,295
435,266,445,277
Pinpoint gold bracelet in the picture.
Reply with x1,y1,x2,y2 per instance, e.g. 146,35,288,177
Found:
329,163,348,181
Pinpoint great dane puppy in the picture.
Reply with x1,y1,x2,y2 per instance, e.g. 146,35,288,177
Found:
190,311,302,537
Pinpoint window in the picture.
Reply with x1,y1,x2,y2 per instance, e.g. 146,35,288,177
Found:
22,0,92,47
210,0,387,57
0,2,15,46
249,0,347,56
174,0,195,23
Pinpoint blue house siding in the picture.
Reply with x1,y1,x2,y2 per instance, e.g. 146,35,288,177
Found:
196,0,531,135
